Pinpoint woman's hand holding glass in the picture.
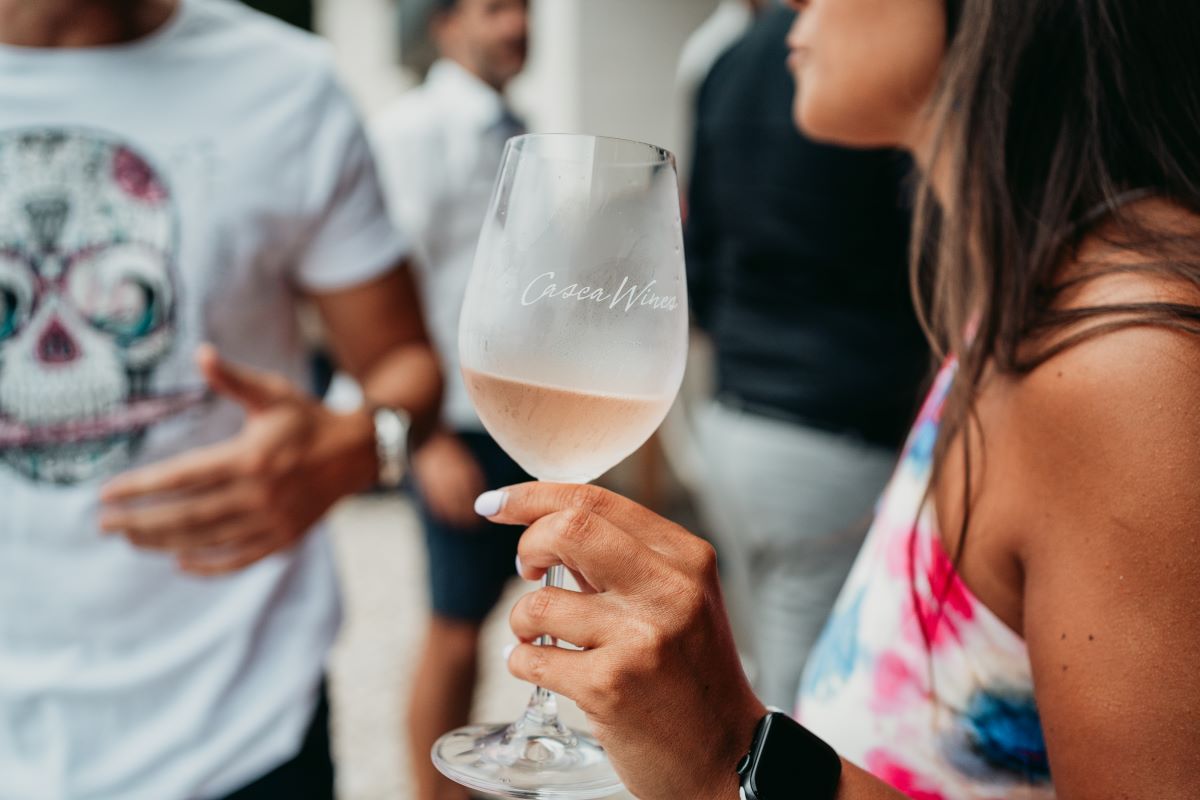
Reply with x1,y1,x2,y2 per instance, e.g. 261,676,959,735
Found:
481,482,767,800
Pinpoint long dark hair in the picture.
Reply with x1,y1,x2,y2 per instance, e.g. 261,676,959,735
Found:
912,0,1200,509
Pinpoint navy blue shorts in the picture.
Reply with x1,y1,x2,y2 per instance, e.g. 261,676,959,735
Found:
413,431,531,623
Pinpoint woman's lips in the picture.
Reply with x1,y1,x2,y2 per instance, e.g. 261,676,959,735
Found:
787,47,810,73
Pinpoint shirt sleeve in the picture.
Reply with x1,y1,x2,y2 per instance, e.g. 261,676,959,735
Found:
292,70,411,292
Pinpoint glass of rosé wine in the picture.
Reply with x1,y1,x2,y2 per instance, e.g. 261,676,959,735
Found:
432,134,688,799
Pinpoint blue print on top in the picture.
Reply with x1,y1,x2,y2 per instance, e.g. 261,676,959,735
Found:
800,589,866,701
943,689,1052,783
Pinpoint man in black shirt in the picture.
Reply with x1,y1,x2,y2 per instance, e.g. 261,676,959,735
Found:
686,4,929,709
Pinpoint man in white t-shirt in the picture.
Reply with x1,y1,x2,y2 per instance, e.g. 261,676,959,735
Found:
370,1,527,797
0,1,441,798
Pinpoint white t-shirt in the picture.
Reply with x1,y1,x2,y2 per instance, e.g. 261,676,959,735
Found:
0,2,407,798
371,59,523,432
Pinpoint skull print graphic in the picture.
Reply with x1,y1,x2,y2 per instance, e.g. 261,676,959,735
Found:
0,129,203,485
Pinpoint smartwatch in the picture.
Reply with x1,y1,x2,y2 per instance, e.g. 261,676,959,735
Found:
736,712,841,800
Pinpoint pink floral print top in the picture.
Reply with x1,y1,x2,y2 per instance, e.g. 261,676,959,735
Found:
796,361,1056,799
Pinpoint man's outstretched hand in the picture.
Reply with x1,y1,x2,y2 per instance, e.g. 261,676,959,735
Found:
99,344,377,576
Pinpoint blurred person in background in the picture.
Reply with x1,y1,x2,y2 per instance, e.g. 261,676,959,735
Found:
369,1,528,798
674,0,762,184
0,1,439,798
685,4,929,710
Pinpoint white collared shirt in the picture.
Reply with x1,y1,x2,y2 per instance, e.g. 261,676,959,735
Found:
371,59,524,431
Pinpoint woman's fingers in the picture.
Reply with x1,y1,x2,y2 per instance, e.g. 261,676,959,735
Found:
510,586,613,648
516,507,660,593
479,482,691,557
507,642,600,703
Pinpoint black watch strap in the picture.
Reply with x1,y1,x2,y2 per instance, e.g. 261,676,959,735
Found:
736,712,841,800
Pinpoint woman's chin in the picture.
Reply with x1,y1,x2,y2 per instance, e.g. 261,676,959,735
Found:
793,103,853,146
795,98,905,150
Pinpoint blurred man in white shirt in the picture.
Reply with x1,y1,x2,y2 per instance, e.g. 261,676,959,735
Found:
0,1,441,798
371,2,528,797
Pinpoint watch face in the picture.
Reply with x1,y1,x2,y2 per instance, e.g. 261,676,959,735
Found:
751,715,800,795
749,714,841,799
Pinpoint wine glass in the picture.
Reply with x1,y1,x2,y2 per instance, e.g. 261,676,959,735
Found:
432,134,688,798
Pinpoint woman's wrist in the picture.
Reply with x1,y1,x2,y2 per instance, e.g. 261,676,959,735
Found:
700,695,769,800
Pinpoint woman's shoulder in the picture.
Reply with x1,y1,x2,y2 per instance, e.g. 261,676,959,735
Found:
963,201,1200,800
1012,198,1200,402
945,200,1200,642
995,198,1200,548
1055,196,1200,310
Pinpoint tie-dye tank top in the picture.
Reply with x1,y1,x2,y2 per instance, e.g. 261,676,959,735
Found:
796,361,1056,799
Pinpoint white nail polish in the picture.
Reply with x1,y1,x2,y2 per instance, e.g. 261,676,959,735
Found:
515,554,525,580
502,643,516,662
475,490,506,517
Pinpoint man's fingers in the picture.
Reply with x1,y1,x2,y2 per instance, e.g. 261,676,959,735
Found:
516,508,659,593
172,518,273,554
479,482,686,555
507,642,597,702
100,405,306,505
510,586,611,649
122,513,271,553
99,482,257,541
177,533,285,576
99,440,242,502
197,343,294,413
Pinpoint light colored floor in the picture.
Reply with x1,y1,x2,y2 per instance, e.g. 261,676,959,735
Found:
325,495,635,800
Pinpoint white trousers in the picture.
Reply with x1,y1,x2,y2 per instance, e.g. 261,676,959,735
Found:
698,401,898,710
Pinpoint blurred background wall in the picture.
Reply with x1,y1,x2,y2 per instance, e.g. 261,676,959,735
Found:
314,0,720,156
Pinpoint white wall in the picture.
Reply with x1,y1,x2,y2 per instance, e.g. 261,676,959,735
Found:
320,0,720,156
578,0,718,152
315,0,417,113
511,0,719,155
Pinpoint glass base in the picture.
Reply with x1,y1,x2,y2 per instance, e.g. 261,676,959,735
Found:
432,715,624,799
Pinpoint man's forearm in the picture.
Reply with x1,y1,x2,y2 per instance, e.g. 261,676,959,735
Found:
307,341,442,500
359,341,442,449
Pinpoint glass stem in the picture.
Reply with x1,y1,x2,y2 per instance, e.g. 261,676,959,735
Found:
523,563,565,727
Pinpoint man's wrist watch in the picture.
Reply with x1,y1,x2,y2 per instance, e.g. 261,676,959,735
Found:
736,711,841,800
372,406,411,488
